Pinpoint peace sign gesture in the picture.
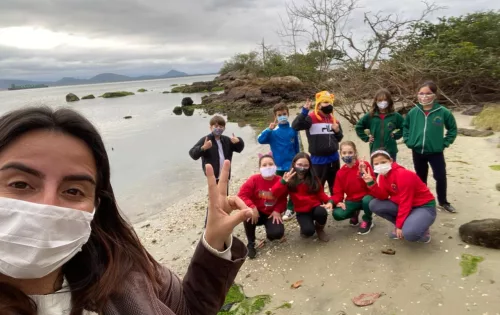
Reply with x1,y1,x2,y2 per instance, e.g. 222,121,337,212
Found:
303,99,312,110
359,156,367,173
269,118,277,130
282,169,296,182
204,160,253,251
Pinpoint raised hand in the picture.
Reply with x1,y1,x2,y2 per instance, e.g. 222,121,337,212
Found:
332,122,340,133
269,211,283,224
231,133,240,144
202,137,212,151
359,157,367,174
204,160,253,251
269,118,277,130
304,98,312,110
282,169,296,182
361,172,374,184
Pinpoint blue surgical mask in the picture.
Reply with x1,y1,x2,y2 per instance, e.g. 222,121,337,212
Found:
342,156,354,164
212,127,224,136
277,115,288,124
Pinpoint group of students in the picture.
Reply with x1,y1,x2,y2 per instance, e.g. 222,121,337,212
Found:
190,80,458,259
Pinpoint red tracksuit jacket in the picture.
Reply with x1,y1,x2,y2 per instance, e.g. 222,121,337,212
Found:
238,174,287,215
368,163,435,228
332,160,375,205
271,178,331,213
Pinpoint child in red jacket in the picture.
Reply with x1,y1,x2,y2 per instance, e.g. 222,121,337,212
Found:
272,152,333,242
332,141,375,235
362,150,437,243
238,153,287,259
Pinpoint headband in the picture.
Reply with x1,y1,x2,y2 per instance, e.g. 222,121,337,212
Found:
370,150,391,159
258,152,273,158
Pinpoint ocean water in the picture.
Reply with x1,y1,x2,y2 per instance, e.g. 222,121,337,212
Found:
0,75,260,223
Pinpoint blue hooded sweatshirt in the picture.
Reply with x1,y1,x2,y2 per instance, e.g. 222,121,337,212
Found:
257,122,300,172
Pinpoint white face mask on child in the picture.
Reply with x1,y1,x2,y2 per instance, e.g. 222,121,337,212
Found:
0,197,94,279
260,166,277,178
374,163,392,175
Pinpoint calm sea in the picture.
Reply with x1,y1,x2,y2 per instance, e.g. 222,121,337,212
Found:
0,75,260,223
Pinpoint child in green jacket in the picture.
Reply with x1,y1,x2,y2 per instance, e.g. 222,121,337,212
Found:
403,81,458,213
355,89,404,161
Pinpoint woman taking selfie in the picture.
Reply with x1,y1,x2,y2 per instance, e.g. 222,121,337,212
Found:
0,107,252,315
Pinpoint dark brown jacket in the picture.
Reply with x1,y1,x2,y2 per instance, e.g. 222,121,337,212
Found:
103,237,247,315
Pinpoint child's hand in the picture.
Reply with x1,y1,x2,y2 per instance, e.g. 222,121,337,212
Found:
282,169,296,182
269,119,277,130
231,133,240,144
202,137,212,150
332,122,340,133
269,211,283,224
336,202,346,210
323,203,333,211
391,132,395,138
359,158,367,173
303,99,312,110
362,172,374,184
369,135,374,143
396,228,404,239
246,208,260,224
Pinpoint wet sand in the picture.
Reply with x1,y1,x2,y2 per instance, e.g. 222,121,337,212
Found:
135,110,500,315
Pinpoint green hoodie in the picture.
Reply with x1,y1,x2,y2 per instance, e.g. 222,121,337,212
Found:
403,103,458,154
355,111,404,156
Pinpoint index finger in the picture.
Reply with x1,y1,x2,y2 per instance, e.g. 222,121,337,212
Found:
205,164,218,214
218,160,231,196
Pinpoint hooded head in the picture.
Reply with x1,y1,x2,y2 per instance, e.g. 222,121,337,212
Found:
314,91,336,123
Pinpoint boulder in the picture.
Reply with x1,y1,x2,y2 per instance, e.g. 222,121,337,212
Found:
496,183,500,191
458,128,494,137
260,76,303,94
261,96,283,106
459,219,500,249
81,94,95,100
182,106,195,116
462,105,484,116
101,91,134,98
226,79,247,90
245,87,263,103
123,115,132,119
201,94,221,105
226,86,248,101
66,93,80,102
173,106,182,115
181,97,194,106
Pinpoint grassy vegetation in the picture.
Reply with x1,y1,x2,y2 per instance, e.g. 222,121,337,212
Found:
489,165,500,171
100,91,135,98
460,254,484,276
173,106,182,115
137,88,147,92
473,105,500,131
81,94,95,100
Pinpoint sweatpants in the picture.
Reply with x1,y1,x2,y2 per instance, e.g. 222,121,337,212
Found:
204,179,229,228
411,150,448,205
333,195,373,222
369,199,436,242
276,170,294,211
296,206,328,237
244,211,285,245
312,160,341,195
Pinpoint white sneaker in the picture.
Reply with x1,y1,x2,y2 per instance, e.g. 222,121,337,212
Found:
282,209,296,221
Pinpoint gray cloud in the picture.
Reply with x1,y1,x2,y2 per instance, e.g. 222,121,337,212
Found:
0,0,499,80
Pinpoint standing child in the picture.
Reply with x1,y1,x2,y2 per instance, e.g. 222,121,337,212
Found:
258,103,300,221
189,115,245,225
238,153,287,259
363,150,437,243
272,152,333,242
332,141,375,235
355,89,404,161
292,91,343,194
403,81,458,213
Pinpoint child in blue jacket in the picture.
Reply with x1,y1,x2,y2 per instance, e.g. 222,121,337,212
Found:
257,103,300,220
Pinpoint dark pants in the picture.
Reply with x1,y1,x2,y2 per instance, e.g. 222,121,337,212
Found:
276,170,294,211
244,211,285,245
333,195,373,222
369,199,436,242
312,160,340,195
412,151,448,205
204,179,229,228
296,206,328,237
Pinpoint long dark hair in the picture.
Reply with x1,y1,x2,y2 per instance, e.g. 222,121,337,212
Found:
0,107,163,315
287,152,320,194
370,88,395,117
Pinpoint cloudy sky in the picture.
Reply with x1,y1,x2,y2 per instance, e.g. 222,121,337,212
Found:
0,0,498,81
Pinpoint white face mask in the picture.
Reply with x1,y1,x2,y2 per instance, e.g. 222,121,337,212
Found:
374,163,392,175
0,197,94,279
260,166,277,178
377,101,388,109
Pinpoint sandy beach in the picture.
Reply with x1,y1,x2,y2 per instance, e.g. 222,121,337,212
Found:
134,109,500,315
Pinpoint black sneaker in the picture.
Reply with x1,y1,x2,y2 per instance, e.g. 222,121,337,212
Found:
349,211,360,226
358,220,374,235
440,203,457,213
247,244,257,259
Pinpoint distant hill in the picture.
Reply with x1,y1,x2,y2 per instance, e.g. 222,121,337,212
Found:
0,69,190,89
